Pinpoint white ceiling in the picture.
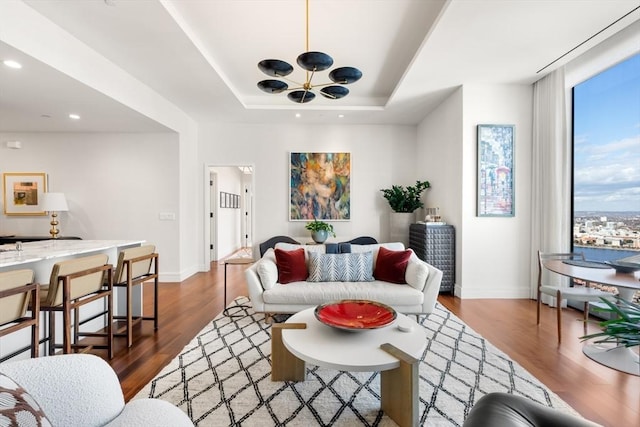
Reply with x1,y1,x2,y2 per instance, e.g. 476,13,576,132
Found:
1,0,639,132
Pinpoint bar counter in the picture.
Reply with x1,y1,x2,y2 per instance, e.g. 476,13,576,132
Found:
0,239,144,360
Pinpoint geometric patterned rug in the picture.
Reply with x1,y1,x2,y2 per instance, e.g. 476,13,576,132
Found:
134,297,580,426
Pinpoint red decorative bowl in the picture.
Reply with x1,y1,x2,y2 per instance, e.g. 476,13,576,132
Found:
314,300,397,331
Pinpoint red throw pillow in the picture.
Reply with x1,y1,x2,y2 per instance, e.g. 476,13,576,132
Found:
374,246,412,284
275,248,308,284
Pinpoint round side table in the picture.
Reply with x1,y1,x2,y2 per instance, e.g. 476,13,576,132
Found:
223,257,254,317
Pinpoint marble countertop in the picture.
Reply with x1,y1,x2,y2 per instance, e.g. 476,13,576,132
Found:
0,239,144,268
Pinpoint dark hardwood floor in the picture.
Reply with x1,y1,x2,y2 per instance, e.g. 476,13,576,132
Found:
104,260,639,427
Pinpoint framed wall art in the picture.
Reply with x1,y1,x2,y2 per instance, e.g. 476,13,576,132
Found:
2,172,48,216
477,124,515,217
290,152,351,221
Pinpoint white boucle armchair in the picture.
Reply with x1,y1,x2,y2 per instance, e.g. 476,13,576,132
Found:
0,354,193,427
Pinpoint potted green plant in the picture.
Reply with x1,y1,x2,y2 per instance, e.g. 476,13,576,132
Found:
305,219,336,243
380,180,430,246
581,297,640,349
380,180,431,213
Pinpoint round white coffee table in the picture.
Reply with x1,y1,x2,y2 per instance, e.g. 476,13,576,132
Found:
271,307,426,427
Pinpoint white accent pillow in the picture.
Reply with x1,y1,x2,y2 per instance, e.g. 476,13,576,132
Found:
405,259,429,291
256,259,278,290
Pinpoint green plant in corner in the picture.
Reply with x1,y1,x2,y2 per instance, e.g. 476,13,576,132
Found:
580,297,640,349
305,219,336,237
380,180,431,213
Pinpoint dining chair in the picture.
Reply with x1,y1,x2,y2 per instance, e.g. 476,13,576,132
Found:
259,236,300,257
0,269,39,359
537,251,614,343
40,254,113,358
112,244,159,347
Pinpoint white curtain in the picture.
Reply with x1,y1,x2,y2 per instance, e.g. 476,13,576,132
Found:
530,67,572,303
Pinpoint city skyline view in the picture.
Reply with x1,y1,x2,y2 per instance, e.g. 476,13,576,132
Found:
573,52,640,212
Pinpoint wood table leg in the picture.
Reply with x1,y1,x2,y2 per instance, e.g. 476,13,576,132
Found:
271,323,307,381
380,343,420,427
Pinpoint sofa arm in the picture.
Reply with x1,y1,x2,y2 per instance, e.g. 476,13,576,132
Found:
416,258,443,315
245,262,266,312
0,354,125,427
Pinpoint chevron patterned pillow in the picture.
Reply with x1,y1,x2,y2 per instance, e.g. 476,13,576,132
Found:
307,252,374,282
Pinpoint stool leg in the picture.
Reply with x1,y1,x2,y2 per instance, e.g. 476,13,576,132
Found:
48,310,55,356
127,277,133,348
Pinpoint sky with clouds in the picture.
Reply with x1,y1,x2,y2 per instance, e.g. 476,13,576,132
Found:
573,52,640,212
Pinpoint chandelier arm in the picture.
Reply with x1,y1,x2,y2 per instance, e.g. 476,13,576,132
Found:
306,69,317,88
278,75,307,87
312,81,345,89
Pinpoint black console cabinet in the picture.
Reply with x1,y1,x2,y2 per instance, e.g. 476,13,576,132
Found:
409,223,455,294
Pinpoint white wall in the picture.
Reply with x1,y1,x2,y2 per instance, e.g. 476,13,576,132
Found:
0,132,182,281
417,84,533,298
417,87,464,288
0,0,200,282
198,123,418,254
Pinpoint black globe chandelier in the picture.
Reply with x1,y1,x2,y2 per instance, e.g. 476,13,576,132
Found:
257,0,362,104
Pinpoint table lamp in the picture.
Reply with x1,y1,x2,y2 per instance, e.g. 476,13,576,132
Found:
40,193,68,239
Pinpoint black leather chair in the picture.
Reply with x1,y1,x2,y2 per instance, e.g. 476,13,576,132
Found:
340,236,378,245
463,393,600,427
259,236,300,257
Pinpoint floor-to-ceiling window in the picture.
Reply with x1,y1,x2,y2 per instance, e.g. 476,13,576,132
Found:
572,53,640,290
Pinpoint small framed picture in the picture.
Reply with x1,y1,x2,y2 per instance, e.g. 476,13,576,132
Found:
2,172,48,216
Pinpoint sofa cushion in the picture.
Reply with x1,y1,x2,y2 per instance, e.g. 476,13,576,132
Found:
350,242,405,266
374,247,412,284
339,243,352,253
263,280,424,306
325,243,339,254
274,242,326,255
307,252,374,282
275,248,308,284
0,373,52,427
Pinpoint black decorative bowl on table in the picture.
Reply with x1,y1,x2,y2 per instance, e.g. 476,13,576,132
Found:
314,299,397,331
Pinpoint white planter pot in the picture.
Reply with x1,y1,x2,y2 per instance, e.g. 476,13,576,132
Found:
390,212,413,247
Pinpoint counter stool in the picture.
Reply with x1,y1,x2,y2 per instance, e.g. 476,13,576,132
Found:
112,245,158,347
0,269,39,359
40,254,113,358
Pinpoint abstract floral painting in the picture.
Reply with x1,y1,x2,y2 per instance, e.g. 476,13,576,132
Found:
290,152,350,220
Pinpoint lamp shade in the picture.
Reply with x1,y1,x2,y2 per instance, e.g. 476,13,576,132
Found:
40,193,68,212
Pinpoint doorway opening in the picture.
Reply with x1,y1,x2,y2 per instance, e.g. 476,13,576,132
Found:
205,165,254,265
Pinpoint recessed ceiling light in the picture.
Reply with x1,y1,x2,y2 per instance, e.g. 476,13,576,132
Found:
338,114,345,118
69,114,81,120
3,60,22,69
295,113,301,118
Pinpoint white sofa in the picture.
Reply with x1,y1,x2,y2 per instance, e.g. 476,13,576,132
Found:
0,354,193,427
245,242,443,320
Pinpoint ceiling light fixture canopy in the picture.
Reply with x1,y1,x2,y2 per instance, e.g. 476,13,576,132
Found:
257,0,362,104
